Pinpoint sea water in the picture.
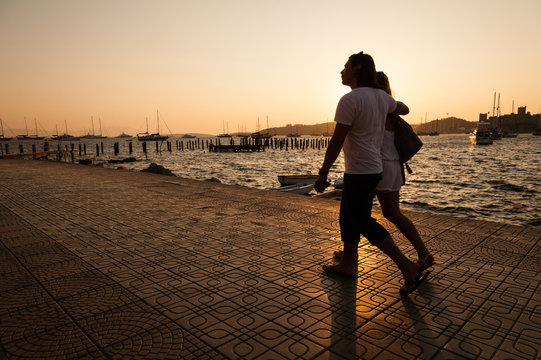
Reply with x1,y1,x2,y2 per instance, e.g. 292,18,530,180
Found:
4,134,540,227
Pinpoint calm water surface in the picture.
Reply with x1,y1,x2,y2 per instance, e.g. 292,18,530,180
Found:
5,134,540,227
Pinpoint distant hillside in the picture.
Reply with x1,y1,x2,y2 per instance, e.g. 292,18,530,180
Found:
254,117,477,136
412,117,477,134
255,122,336,136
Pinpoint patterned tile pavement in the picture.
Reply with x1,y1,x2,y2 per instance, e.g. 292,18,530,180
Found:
0,159,539,359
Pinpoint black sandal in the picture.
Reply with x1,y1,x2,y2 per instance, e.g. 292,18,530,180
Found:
322,264,356,278
400,270,430,295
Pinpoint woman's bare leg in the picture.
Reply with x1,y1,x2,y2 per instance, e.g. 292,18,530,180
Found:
375,235,422,292
376,191,432,262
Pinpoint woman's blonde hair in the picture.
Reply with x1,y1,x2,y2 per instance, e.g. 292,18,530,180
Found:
377,71,393,97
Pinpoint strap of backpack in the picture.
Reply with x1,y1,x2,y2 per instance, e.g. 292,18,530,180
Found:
400,162,413,185
405,162,413,174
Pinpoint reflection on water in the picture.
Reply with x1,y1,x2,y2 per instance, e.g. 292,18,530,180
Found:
3,134,539,227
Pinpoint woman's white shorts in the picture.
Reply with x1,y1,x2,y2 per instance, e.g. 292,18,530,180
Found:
376,160,402,192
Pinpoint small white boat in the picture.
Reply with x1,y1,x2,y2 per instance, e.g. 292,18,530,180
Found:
470,122,493,145
470,129,493,145
333,179,344,189
273,183,314,195
314,189,342,200
277,174,318,186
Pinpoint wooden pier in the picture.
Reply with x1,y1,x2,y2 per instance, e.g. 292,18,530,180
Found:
208,143,265,152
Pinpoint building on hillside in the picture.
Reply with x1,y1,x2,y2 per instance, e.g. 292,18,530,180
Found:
480,106,540,133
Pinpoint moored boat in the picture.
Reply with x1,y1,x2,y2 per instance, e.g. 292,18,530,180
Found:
470,122,494,145
137,133,169,141
51,134,80,141
81,117,107,139
277,174,318,186
137,111,169,141
272,183,314,195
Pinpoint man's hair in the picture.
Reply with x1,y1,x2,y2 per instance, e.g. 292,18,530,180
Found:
349,52,378,88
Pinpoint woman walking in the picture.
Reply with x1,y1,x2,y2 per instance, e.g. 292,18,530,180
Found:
375,72,434,270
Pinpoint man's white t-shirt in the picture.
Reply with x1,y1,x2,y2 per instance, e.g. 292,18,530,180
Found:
334,87,397,174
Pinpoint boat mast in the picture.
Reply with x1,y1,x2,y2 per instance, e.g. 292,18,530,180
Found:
156,109,160,134
492,92,496,117
1,118,4,137
496,93,501,129
34,118,38,136
99,118,103,136
91,116,95,136
24,117,29,136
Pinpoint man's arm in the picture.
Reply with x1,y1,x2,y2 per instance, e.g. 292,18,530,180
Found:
392,101,409,115
315,123,351,192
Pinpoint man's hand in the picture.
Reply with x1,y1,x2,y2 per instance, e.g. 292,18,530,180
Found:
314,175,329,193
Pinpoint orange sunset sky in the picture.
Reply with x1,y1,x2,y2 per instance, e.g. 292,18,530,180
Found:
1,0,540,136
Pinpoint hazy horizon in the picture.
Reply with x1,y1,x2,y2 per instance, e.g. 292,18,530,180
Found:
1,0,540,135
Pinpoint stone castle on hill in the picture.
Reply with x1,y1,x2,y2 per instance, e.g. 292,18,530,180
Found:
480,106,540,133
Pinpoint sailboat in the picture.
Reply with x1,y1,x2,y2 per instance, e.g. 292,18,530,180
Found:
251,116,272,139
0,118,13,141
16,118,45,140
490,92,503,140
31,119,45,139
81,117,107,139
51,120,80,141
137,110,169,141
217,120,232,138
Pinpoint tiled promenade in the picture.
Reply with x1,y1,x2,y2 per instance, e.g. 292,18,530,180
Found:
0,160,539,359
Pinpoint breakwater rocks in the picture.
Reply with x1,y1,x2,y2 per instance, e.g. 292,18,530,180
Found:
140,163,175,176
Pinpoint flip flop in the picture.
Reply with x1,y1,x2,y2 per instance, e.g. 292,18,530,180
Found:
322,264,356,278
417,254,435,271
400,270,430,295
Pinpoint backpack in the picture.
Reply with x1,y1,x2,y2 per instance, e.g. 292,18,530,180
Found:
390,114,423,183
